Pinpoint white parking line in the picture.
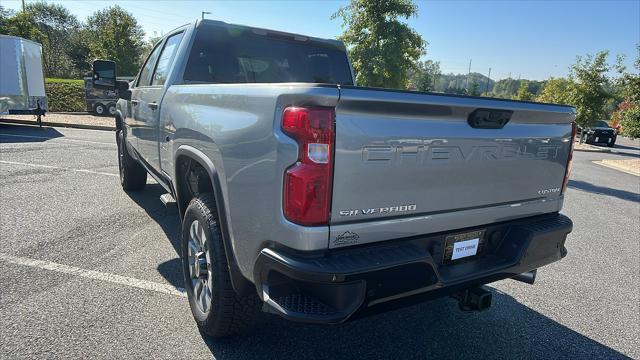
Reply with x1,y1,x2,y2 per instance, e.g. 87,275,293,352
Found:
0,133,115,146
0,253,186,297
0,160,119,177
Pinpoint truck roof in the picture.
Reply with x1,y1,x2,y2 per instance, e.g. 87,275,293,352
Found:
194,19,345,50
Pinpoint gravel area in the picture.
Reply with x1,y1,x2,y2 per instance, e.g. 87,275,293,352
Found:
0,113,114,128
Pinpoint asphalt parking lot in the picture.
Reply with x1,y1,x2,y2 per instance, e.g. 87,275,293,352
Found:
0,124,638,359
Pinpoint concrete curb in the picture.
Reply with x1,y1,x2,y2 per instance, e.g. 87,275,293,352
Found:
573,143,612,153
0,118,115,131
48,112,93,116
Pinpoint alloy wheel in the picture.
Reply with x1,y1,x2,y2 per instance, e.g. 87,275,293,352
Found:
188,219,213,313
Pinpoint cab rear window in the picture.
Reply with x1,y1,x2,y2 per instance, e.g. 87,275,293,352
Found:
183,25,353,85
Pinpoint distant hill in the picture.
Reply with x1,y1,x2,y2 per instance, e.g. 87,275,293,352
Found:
435,72,494,95
432,72,545,98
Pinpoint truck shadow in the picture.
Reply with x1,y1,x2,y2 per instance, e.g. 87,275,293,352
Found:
568,179,639,203
0,123,64,143
201,291,630,360
126,183,629,360
124,183,184,288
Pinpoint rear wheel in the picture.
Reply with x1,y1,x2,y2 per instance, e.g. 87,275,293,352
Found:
94,103,106,116
181,194,262,338
116,130,147,191
107,103,116,116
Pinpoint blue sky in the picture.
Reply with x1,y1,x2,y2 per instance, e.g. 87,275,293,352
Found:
3,0,639,80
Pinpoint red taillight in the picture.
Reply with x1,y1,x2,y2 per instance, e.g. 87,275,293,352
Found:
562,121,577,194
282,107,334,226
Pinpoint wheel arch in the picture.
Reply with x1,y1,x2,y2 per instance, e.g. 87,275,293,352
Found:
173,145,254,295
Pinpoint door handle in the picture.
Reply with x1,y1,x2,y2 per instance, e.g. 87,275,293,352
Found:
148,102,159,110
131,99,140,104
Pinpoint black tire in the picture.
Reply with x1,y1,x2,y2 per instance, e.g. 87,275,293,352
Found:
107,103,116,116
181,194,262,338
94,103,106,116
116,130,147,191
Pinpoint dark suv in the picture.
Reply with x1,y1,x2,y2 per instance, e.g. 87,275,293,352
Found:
579,120,618,147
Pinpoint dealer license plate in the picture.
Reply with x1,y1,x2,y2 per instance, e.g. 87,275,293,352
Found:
443,230,486,263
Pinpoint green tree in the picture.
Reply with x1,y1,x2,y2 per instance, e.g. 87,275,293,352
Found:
612,45,640,138
491,78,520,98
536,77,573,105
614,45,640,102
333,0,425,89
67,28,92,76
24,2,81,78
408,60,440,91
467,81,480,96
515,80,534,101
140,34,163,61
85,5,145,76
568,51,612,129
0,10,46,44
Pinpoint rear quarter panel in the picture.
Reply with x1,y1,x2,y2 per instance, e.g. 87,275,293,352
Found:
160,83,339,281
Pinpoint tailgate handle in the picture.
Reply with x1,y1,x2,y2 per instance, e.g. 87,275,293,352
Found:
468,109,513,129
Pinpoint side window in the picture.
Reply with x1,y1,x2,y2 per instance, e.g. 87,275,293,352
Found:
136,42,162,87
152,32,184,86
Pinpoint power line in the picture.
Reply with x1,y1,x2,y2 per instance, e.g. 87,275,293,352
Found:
466,58,472,89
486,67,492,93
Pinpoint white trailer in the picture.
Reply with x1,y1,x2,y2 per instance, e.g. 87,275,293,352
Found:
0,35,47,125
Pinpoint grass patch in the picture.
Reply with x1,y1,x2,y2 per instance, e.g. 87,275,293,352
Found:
45,78,85,84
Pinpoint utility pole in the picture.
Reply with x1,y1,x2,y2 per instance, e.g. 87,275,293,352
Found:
486,67,492,94
201,11,211,19
466,59,472,90
22,0,25,12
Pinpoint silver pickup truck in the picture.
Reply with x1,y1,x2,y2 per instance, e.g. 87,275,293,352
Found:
93,19,576,338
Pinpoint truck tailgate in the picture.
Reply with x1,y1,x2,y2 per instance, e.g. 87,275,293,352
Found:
329,87,575,247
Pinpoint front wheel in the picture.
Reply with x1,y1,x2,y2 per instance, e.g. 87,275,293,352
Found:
181,194,262,338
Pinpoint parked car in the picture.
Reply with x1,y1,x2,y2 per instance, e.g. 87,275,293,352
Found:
578,120,617,147
0,35,47,125
92,19,576,338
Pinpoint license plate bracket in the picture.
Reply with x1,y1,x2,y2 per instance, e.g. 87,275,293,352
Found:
443,229,486,264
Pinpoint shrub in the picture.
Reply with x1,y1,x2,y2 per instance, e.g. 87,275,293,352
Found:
45,78,85,112
613,99,640,139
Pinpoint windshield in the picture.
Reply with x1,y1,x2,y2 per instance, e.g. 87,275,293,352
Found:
594,120,610,128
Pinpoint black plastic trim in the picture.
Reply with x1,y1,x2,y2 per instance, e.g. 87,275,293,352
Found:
173,145,254,295
254,213,573,324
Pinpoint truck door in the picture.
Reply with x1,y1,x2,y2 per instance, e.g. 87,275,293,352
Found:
128,42,161,156
133,32,184,171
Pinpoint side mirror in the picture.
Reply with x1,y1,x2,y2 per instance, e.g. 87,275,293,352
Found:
92,60,117,88
115,80,131,100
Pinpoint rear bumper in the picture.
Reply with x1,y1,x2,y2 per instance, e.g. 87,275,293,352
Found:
586,132,616,144
254,213,573,324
